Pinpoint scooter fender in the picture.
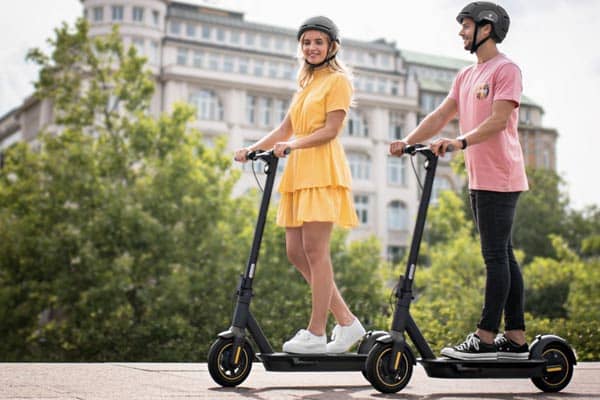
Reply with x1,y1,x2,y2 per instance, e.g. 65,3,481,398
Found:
374,333,416,365
217,329,235,339
357,330,388,354
529,334,577,365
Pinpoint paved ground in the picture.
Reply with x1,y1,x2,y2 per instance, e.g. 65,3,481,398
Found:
1,362,599,399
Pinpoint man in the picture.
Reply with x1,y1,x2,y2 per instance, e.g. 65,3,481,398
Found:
390,2,529,361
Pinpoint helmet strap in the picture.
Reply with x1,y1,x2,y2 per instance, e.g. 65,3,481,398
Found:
470,23,492,54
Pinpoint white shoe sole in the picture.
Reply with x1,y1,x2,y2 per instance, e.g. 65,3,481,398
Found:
441,348,497,360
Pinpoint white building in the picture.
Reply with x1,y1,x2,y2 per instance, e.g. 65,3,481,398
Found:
0,0,557,261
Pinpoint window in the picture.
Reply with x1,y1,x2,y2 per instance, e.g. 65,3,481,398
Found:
176,47,187,65
133,6,144,22
223,56,234,72
189,90,223,121
245,32,255,46
186,23,196,37
150,41,159,64
253,60,264,77
217,28,226,42
387,246,406,264
208,53,219,70
239,57,249,74
170,21,181,35
231,30,240,44
152,10,160,25
193,50,204,68
260,34,271,49
348,152,371,180
389,112,404,140
283,63,294,80
388,201,408,231
387,156,407,186
202,25,211,39
275,37,285,51
112,5,124,21
132,38,144,55
274,99,289,121
391,81,400,96
365,78,374,92
354,194,369,225
246,95,257,124
93,6,104,22
378,79,387,93
260,97,272,126
268,62,278,78
345,110,368,137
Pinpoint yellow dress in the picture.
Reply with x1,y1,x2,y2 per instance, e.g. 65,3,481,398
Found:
277,68,359,228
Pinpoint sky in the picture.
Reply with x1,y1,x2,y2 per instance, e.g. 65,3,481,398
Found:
1,0,599,210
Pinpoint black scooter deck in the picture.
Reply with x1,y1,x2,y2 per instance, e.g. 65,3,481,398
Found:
419,358,547,379
259,352,367,372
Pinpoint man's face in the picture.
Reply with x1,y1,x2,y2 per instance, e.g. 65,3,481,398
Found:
459,17,492,51
459,18,476,51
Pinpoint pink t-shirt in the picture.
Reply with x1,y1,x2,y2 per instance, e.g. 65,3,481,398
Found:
448,53,529,192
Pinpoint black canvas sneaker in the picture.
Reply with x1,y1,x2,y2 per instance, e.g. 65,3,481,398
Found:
495,334,529,360
441,333,497,360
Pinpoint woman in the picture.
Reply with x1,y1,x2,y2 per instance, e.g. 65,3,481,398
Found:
234,16,364,354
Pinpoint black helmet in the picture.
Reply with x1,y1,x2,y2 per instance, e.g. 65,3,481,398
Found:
457,2,510,43
297,16,340,43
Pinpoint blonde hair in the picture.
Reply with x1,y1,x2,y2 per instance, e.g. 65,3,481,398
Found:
296,32,354,91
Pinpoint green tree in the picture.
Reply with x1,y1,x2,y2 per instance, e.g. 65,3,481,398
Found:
513,167,569,261
0,19,244,361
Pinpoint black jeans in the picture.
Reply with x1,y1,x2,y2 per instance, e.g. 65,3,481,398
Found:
470,190,525,333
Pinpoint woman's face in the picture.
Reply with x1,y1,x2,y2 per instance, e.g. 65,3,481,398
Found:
301,30,330,65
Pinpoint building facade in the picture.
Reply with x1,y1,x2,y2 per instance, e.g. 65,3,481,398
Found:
0,0,558,260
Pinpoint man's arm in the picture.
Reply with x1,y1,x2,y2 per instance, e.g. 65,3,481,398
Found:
430,99,516,156
390,97,458,155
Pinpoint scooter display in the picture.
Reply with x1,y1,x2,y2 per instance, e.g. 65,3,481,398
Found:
364,144,576,394
207,149,381,387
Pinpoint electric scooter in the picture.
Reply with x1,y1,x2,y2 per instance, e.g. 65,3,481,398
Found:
364,144,576,394
207,149,383,387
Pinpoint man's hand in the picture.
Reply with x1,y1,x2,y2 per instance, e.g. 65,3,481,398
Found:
430,138,462,157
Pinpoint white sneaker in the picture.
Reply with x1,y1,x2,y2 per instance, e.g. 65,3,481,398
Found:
326,319,366,353
282,329,327,354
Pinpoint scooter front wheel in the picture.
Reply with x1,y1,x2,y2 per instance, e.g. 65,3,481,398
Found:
365,342,413,393
207,337,253,387
531,344,574,392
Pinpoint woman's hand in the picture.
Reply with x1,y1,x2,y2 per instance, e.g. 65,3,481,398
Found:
234,147,252,162
273,141,293,158
429,137,461,157
390,140,409,156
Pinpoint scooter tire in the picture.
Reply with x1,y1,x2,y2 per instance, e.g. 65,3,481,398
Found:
207,337,253,387
365,342,413,393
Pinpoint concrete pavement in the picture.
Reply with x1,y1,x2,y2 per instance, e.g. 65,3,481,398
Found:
1,362,599,399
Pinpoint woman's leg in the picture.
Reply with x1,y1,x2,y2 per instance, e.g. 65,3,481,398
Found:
300,221,338,336
286,227,355,328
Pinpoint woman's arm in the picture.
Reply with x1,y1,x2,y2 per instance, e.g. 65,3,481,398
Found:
273,110,345,157
234,113,293,161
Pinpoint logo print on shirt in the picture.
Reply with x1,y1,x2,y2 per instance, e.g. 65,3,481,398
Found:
476,82,490,99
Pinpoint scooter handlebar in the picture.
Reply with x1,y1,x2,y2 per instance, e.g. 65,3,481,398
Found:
246,147,291,161
403,143,455,156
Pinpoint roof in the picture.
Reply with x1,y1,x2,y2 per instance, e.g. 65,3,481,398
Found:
400,49,471,71
418,78,452,93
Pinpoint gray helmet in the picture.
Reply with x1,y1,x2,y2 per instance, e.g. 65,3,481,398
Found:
297,16,340,43
456,2,510,43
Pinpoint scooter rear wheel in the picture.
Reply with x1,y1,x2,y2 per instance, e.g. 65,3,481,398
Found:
366,342,413,393
531,344,574,392
207,337,253,387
